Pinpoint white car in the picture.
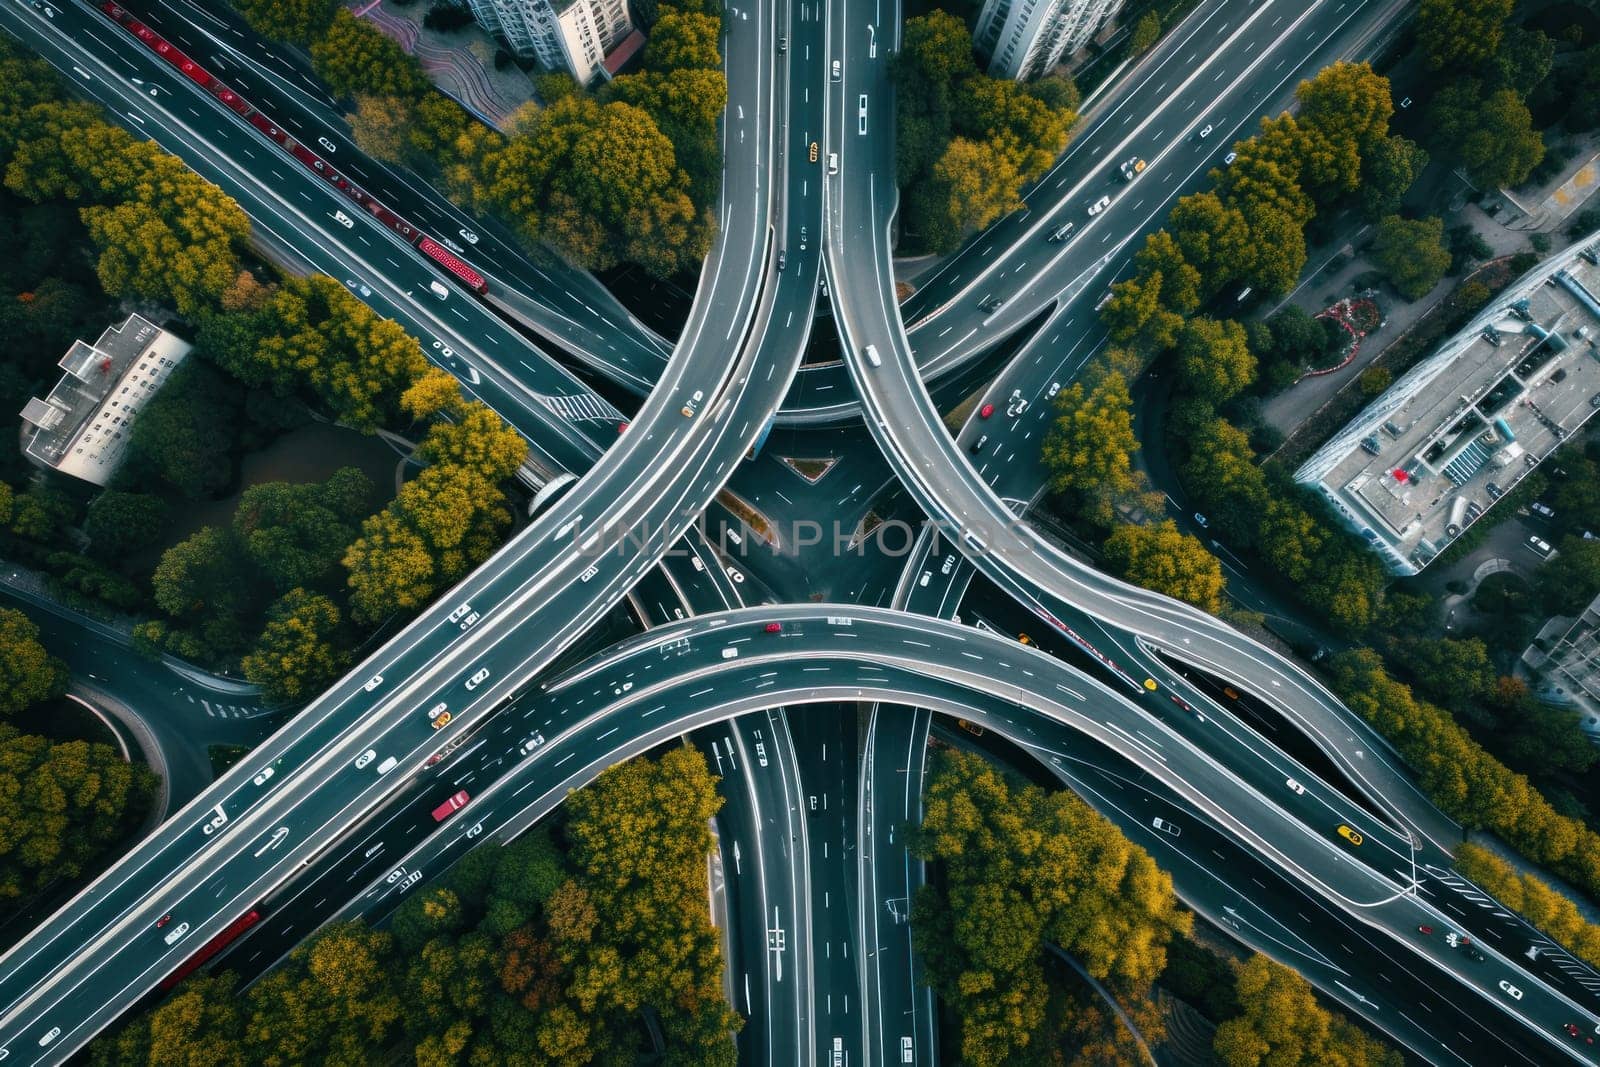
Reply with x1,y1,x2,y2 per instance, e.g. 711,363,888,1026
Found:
1087,195,1111,217
459,228,479,244
831,59,841,80
1151,817,1181,837
465,667,491,691
162,922,191,946
1498,979,1523,1000
1528,534,1553,558
1046,381,1062,398
354,749,376,770
363,675,384,692
520,732,545,755
458,611,480,631
38,1027,59,1047
332,210,353,229
1197,123,1213,138
317,136,337,152
447,603,473,624
252,767,274,786
941,554,956,575
727,565,746,584
1223,151,1238,165
1285,778,1305,795
442,237,465,254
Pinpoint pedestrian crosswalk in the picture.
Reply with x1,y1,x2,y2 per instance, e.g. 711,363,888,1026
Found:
185,693,261,719
540,393,618,422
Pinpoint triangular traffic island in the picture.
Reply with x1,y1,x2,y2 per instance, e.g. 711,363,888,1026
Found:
778,456,838,484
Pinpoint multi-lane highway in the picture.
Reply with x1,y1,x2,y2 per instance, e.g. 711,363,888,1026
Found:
4,0,1596,1062
0,0,815,1052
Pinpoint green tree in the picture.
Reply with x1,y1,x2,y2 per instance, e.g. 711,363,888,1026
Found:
1416,0,1513,71
1174,316,1255,402
1488,26,1555,96
926,137,1024,243
1214,955,1401,1067
1130,12,1161,53
1370,214,1451,299
309,10,428,98
0,609,66,716
346,94,417,165
9,486,77,543
417,404,528,484
151,526,260,655
1025,72,1080,115
954,78,1072,183
343,510,437,626
1429,79,1544,189
244,922,403,1062
84,491,167,558
231,0,337,42
642,11,722,72
1292,62,1394,200
1539,536,1600,614
241,589,350,704
1040,372,1156,527
233,470,373,592
911,751,1189,1066
0,724,156,900
1359,135,1429,219
1102,522,1225,613
1394,636,1496,707
89,973,247,1067
124,361,240,499
562,747,740,1062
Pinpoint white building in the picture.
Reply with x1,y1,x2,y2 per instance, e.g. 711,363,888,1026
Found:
19,314,191,487
973,0,1125,80
464,0,638,84
1294,239,1600,575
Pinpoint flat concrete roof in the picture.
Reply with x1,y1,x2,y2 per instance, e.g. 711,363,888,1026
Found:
1296,242,1600,574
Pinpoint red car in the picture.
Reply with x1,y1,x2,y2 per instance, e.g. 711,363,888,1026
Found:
617,421,628,433
1417,925,1432,935
765,622,783,634
979,403,995,418
155,913,172,929
431,790,470,822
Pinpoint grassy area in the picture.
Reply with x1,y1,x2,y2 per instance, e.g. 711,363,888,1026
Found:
207,744,251,779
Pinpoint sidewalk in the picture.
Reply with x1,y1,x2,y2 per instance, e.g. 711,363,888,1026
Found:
359,2,537,130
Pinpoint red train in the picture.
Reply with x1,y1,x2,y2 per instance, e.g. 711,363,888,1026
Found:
419,237,488,295
158,907,262,991
98,3,482,296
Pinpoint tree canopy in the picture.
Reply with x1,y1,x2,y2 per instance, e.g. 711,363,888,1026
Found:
1214,955,1401,1067
0,609,66,717
911,750,1189,1066
1102,522,1226,613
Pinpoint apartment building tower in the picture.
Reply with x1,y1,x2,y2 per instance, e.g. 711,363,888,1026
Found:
464,0,636,84
973,0,1125,80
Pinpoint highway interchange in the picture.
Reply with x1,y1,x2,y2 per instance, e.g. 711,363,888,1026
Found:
2,0,1600,1064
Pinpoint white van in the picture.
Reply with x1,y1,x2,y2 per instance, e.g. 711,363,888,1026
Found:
721,647,739,659
429,280,449,299
375,756,398,775
864,344,881,367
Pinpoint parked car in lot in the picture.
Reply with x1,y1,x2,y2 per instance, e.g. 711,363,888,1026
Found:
1528,534,1554,558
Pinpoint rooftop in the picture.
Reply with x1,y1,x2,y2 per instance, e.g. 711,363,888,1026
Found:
1296,242,1600,575
20,314,192,487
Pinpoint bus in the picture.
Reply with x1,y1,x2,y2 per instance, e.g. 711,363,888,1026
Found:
418,238,488,296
